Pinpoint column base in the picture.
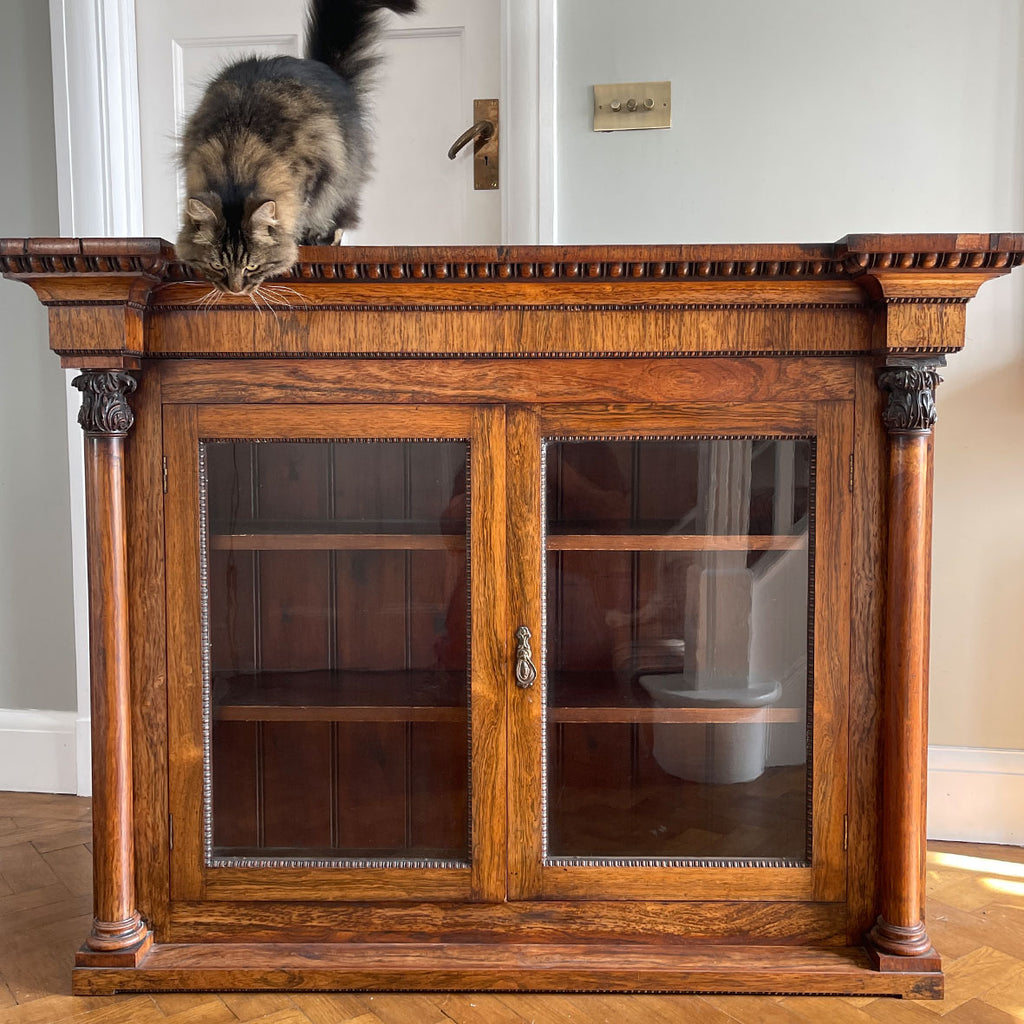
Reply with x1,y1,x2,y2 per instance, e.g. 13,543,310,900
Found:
82,912,150,953
866,917,941,973
76,927,153,968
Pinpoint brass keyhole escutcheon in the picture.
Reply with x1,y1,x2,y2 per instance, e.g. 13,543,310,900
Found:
514,625,537,689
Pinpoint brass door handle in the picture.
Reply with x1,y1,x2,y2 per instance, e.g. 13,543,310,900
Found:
514,626,537,689
447,119,495,160
446,100,499,190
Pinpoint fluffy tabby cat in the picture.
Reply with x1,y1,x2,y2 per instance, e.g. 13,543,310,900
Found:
176,0,418,294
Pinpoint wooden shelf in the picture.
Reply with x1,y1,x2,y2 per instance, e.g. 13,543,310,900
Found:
212,670,467,723
545,672,802,723
547,533,807,552
211,844,466,861
211,532,465,552
548,706,802,724
209,520,465,552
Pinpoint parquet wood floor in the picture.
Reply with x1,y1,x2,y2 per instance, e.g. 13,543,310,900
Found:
0,792,1021,1022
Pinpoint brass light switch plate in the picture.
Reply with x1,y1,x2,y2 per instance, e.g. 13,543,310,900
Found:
593,81,671,132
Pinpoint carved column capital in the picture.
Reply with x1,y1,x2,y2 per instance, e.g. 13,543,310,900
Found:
876,361,943,436
72,370,138,436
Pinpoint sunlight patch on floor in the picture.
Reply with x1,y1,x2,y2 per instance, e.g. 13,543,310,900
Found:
928,850,1024,879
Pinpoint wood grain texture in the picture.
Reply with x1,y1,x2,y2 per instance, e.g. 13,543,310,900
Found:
504,406,545,902
81,420,148,953
468,407,508,902
68,941,941,997
810,402,855,903
868,429,936,958
197,405,475,441
160,357,856,405
846,363,888,945
540,402,817,437
162,405,205,903
145,305,879,359
163,896,848,945
124,367,171,937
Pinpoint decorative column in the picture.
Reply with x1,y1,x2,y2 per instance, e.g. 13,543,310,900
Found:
72,370,151,959
867,359,943,971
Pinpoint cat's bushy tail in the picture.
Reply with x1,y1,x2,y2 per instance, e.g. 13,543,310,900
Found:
305,0,419,91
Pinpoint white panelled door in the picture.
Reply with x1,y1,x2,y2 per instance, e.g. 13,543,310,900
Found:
133,0,501,244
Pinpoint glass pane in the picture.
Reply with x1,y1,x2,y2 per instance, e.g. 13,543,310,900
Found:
203,440,469,864
545,438,812,862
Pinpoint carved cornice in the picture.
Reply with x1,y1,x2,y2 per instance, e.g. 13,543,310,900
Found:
838,234,1024,304
2,236,1021,289
842,250,1024,274
3,235,1022,311
877,364,943,435
161,255,850,284
0,237,172,277
72,371,138,436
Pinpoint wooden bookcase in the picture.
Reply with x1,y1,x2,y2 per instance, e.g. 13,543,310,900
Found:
3,235,1021,998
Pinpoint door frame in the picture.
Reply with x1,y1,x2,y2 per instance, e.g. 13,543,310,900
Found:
47,0,554,243
48,0,555,794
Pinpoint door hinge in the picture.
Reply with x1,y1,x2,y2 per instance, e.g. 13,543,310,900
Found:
843,813,849,851
848,453,855,493
162,456,169,494
168,812,174,850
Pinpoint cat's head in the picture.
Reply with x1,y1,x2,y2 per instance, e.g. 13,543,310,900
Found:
175,193,298,294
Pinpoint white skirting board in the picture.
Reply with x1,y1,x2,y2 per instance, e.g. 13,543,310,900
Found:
0,723,1021,846
927,745,1024,846
0,709,78,794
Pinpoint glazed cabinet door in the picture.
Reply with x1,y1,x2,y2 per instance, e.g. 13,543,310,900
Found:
164,404,506,903
507,401,853,904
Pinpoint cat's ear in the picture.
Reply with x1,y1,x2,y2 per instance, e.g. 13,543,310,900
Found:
248,200,278,232
186,197,217,224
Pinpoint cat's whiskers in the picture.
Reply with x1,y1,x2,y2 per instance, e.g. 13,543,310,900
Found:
186,286,219,307
251,285,280,320
252,288,288,311
263,283,307,304
256,287,287,306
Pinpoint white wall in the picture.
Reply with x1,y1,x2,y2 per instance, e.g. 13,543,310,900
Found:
0,1,78,790
556,0,1024,243
555,0,1024,748
0,2,76,712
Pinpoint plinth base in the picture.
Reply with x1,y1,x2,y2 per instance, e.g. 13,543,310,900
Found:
72,940,943,998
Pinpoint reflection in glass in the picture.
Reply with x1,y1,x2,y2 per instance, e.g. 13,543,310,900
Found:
545,439,812,862
203,440,469,864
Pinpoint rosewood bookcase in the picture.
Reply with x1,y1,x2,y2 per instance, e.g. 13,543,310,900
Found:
3,234,1021,997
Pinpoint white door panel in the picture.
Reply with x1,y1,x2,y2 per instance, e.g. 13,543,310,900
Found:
134,0,500,244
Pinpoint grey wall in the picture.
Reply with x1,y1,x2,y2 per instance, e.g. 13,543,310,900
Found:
556,0,1024,242
0,1,76,711
555,0,1024,750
